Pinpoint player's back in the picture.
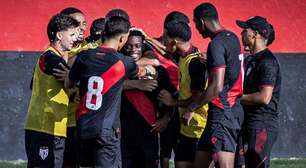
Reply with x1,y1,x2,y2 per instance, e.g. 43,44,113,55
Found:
70,46,138,139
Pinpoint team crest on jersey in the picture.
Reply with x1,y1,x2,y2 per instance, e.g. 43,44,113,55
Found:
39,146,49,160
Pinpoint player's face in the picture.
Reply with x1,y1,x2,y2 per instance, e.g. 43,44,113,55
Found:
164,35,177,54
123,36,143,61
193,17,209,38
70,13,87,42
241,28,255,50
59,28,78,51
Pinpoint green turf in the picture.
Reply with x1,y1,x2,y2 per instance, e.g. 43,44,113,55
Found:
0,159,305,168
0,162,26,168
270,159,306,168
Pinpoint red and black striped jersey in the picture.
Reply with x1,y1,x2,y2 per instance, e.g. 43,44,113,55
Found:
206,30,244,128
69,46,138,139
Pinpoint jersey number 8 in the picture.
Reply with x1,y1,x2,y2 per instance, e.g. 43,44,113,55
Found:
86,76,104,110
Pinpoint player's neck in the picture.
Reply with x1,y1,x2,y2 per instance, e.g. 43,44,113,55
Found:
102,39,120,51
251,41,267,55
50,42,68,60
180,42,192,57
210,22,224,38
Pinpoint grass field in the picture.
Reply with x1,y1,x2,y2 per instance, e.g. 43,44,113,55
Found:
1,159,306,168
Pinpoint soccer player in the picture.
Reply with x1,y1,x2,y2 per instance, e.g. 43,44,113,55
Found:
120,30,177,168
64,16,155,168
158,21,208,168
59,7,88,167
234,19,276,168
24,14,78,168
133,12,189,168
60,7,87,61
237,16,281,168
189,3,244,168
85,17,106,48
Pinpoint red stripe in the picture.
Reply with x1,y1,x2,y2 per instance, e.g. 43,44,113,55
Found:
260,84,274,88
38,55,46,73
209,65,226,71
101,60,125,94
155,50,179,89
125,91,156,126
226,66,244,107
76,94,88,120
255,128,268,154
76,60,126,120
211,97,224,109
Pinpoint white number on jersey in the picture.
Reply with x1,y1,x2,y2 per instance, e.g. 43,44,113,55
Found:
86,76,104,110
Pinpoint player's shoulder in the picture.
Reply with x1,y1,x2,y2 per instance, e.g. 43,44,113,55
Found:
213,30,239,43
42,50,62,62
255,50,279,70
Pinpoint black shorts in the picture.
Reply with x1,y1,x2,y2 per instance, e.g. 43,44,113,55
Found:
121,138,159,168
160,110,180,159
174,133,199,162
25,130,65,168
63,126,78,167
197,122,240,157
77,128,121,168
235,129,245,167
245,128,278,168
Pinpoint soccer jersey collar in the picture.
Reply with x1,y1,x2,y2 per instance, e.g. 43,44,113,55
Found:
211,28,226,39
46,45,63,57
98,45,117,52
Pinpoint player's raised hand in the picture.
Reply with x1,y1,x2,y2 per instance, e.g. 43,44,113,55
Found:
130,27,148,39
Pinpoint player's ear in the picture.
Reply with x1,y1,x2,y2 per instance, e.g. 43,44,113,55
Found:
121,33,129,43
56,32,63,41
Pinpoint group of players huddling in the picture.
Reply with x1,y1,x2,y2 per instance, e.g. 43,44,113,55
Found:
25,2,281,168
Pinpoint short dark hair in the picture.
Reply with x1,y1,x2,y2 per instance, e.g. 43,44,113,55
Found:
129,30,145,41
164,11,190,28
165,21,191,42
60,7,83,15
47,14,79,43
104,16,131,40
193,2,218,21
267,24,275,46
90,18,106,37
105,8,130,21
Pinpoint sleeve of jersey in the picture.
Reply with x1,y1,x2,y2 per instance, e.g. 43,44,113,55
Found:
189,58,206,92
155,67,177,115
207,41,226,71
258,58,278,87
156,66,177,95
44,54,70,77
68,53,84,83
121,55,139,78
